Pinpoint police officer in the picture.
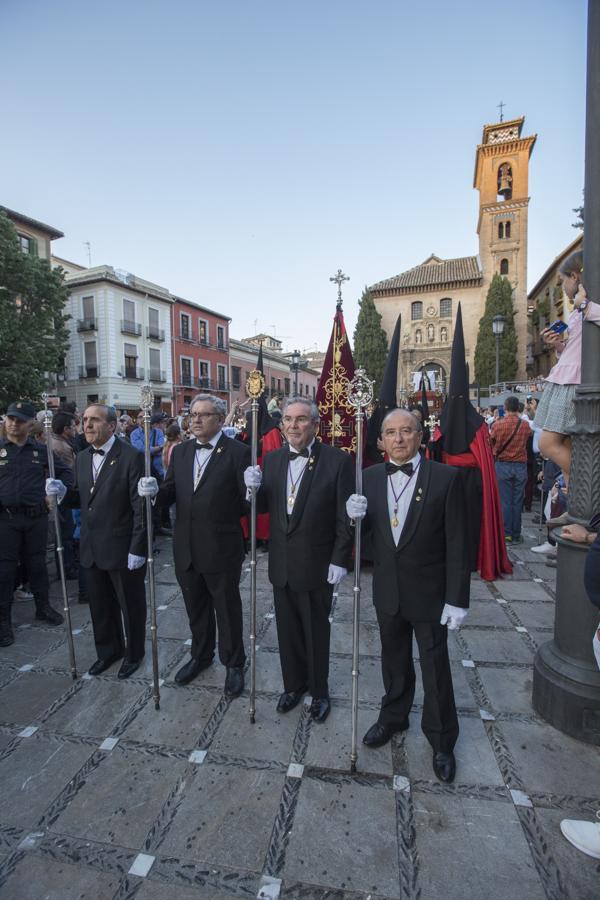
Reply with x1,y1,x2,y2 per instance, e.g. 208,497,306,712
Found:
0,401,73,647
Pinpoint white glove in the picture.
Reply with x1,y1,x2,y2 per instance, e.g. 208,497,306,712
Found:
244,465,262,489
45,478,67,501
440,604,468,630
138,476,159,498
346,493,367,520
327,564,347,585
127,553,146,570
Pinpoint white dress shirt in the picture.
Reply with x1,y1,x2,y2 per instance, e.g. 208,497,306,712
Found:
193,429,223,488
286,439,315,515
91,434,116,483
387,452,422,546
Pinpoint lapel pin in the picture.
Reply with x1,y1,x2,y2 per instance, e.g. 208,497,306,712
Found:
217,447,222,454
0,449,7,458
110,459,117,466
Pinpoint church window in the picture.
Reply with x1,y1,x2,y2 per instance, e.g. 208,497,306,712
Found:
415,329,422,344
500,258,509,275
498,222,504,239
505,221,511,238
440,297,452,318
411,301,423,321
440,326,448,342
427,324,435,342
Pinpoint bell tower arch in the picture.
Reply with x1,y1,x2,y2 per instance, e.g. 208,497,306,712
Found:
474,116,536,378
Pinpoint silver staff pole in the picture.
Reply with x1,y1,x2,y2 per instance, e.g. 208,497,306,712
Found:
42,393,78,680
346,370,374,773
246,369,265,723
141,385,160,710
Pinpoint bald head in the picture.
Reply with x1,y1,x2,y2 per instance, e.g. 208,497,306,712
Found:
381,409,423,464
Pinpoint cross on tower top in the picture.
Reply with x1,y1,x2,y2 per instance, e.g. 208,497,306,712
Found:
497,100,505,123
329,269,350,310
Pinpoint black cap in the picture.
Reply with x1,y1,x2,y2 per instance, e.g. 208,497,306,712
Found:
150,412,168,424
6,401,36,421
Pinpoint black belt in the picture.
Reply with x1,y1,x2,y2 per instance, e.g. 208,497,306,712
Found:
0,503,48,518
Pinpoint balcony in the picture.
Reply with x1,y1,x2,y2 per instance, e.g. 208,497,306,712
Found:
146,326,165,342
121,320,142,336
79,365,99,379
123,366,145,381
148,369,167,383
77,317,97,332
180,372,193,387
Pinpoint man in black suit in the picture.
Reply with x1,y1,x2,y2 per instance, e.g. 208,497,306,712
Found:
347,408,470,782
139,394,250,698
245,398,354,723
47,404,147,679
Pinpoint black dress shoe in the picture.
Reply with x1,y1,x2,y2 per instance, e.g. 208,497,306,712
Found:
310,697,330,723
88,655,122,676
224,666,244,698
174,657,213,685
432,750,456,783
362,720,409,748
0,626,14,647
117,658,143,680
34,602,64,626
276,687,306,713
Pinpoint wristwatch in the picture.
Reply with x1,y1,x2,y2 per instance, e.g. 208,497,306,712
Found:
579,299,589,312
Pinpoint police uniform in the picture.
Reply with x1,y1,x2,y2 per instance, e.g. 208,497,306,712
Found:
0,401,73,647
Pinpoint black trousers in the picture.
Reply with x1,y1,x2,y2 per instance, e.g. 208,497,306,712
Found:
0,511,49,610
85,565,147,662
176,565,245,668
273,583,333,698
376,607,459,753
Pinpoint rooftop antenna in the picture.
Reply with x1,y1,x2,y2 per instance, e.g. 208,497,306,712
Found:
83,241,92,266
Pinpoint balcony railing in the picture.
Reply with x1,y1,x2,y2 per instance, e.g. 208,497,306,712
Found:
77,317,97,332
123,367,145,380
148,369,167,383
181,372,193,386
121,320,142,336
79,365,99,378
146,326,165,342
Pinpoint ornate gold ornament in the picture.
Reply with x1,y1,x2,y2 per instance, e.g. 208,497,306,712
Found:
246,370,265,399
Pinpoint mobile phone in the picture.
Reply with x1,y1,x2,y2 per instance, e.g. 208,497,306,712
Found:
548,320,568,335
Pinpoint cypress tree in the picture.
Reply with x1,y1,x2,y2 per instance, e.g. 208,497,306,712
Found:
353,287,389,398
474,274,518,387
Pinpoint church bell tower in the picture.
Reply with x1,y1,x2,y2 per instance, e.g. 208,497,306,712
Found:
474,116,536,379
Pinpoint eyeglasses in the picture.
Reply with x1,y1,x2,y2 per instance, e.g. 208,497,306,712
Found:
190,412,219,421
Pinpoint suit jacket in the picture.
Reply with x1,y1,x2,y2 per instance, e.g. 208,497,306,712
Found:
259,441,354,592
362,458,470,621
67,439,146,570
160,434,250,574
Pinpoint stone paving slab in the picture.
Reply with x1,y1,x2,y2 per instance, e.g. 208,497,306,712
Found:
0,511,598,899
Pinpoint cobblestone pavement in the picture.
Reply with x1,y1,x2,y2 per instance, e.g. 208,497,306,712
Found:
0,512,599,899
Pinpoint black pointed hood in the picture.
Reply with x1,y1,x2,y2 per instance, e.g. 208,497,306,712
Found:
366,314,401,462
439,303,484,454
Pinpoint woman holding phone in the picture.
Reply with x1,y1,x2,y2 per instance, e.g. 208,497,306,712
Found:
535,250,600,492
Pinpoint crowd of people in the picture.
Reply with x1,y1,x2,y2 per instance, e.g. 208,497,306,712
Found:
1,249,599,857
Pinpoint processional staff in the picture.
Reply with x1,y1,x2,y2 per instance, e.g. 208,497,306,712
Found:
246,368,265,723
140,385,160,710
345,368,374,772
41,393,78,679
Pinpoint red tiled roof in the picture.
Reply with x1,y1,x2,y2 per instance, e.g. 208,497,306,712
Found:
370,254,482,293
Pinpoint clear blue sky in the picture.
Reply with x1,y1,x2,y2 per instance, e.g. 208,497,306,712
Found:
1,0,588,353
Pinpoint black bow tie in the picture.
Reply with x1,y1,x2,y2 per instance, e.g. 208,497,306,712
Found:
196,442,213,450
91,448,105,456
289,448,309,460
386,461,413,476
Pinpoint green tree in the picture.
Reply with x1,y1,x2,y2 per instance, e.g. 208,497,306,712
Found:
474,274,518,387
0,211,70,409
352,287,388,398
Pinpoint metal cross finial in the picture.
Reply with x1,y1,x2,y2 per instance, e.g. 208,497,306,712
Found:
330,269,350,311
497,100,505,123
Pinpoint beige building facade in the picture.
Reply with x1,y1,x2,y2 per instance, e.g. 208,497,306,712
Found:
369,117,536,398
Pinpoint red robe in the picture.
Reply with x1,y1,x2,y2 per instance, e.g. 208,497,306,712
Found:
432,424,512,581
241,427,283,540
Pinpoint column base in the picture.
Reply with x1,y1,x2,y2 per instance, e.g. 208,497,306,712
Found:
533,639,600,745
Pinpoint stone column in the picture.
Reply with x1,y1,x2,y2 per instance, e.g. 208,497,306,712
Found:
532,0,600,744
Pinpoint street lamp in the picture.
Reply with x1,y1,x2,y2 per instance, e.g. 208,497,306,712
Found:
492,314,506,386
290,349,301,396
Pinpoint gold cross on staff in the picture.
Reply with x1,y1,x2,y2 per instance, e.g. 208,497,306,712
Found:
329,269,350,310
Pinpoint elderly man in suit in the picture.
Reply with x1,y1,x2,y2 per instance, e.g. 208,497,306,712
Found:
244,397,354,723
139,394,250,698
47,404,147,679
347,408,470,782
